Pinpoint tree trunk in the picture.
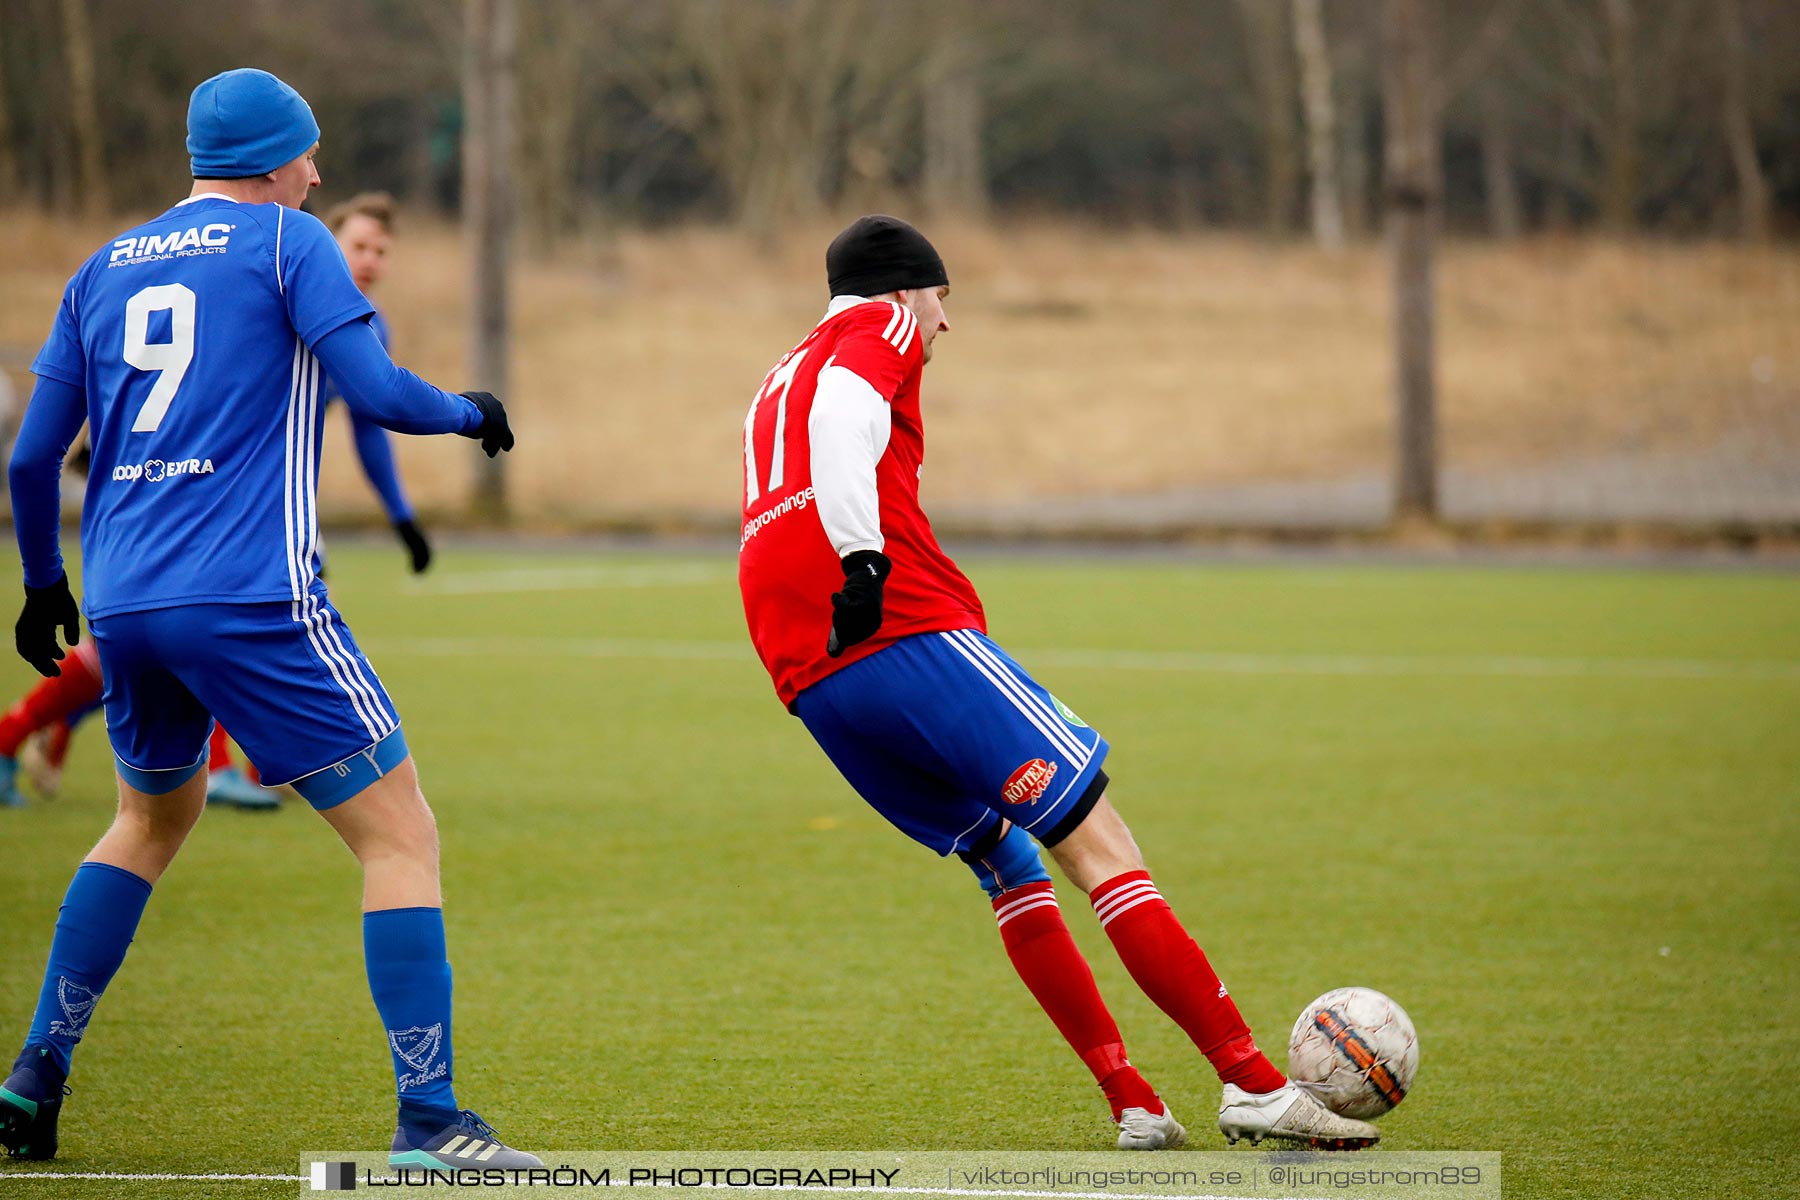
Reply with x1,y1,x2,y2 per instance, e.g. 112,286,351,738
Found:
517,0,585,252
1381,0,1439,521
1292,0,1344,252
922,38,987,219
57,0,107,218
1717,0,1769,241
1479,83,1523,239
1235,0,1299,237
1599,0,1639,233
463,0,516,517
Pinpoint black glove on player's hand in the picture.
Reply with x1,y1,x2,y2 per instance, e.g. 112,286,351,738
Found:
15,573,80,678
394,519,433,574
458,390,515,458
827,550,891,658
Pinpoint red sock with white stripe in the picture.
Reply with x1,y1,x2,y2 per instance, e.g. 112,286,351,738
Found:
992,881,1163,1120
1090,870,1286,1094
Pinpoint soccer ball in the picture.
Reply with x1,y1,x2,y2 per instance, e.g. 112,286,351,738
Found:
1286,987,1419,1120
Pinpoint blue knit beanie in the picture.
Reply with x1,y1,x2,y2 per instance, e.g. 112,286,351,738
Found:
187,69,320,178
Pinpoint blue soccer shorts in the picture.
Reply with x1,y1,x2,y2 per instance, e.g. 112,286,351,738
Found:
89,597,406,807
795,629,1109,869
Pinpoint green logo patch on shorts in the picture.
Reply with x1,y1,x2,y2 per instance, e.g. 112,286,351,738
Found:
1051,694,1088,727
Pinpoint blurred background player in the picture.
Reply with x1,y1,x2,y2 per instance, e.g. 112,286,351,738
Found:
739,215,1381,1151
0,68,531,1168
0,192,436,812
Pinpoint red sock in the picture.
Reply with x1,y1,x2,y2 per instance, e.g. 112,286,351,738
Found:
208,723,234,772
993,881,1163,1119
1091,870,1286,1094
0,654,105,757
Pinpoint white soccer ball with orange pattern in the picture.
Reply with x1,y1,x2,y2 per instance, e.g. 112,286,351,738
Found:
1286,987,1419,1120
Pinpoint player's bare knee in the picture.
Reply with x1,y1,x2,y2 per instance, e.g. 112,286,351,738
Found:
115,779,206,840
1045,794,1146,894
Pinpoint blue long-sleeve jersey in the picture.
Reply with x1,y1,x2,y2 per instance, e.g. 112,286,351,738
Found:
12,194,477,617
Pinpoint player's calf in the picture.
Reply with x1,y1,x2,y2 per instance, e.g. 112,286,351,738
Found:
966,823,1176,1148
1047,799,1288,1096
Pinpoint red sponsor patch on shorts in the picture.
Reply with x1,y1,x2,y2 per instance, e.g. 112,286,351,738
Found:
1002,758,1059,806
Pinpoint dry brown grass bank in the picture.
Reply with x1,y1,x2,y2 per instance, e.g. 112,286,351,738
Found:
2,211,1796,526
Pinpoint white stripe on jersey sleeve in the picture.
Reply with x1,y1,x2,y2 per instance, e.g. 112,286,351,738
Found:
894,309,918,356
809,364,891,556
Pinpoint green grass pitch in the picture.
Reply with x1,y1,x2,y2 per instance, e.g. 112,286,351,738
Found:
0,545,1794,1199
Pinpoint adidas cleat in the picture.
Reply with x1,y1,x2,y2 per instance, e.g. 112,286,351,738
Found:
0,1048,68,1161
1218,1082,1379,1150
390,1108,542,1170
1116,1103,1186,1150
206,767,281,810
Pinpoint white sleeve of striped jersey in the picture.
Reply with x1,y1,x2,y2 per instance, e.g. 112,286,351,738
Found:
809,363,892,556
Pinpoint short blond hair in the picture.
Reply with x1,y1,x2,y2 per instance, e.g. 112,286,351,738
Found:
325,191,396,235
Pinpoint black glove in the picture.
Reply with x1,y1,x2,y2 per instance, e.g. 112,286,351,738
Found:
15,574,81,678
826,550,891,658
394,518,432,574
457,390,515,458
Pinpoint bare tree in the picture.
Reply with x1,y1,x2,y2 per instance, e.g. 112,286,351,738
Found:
1478,81,1523,238
1511,0,1707,234
57,0,107,218
1717,0,1769,240
1332,12,1376,239
516,0,602,249
1382,0,1439,520
922,30,987,219
1599,0,1640,232
464,0,515,515
1292,0,1344,251
1233,0,1300,236
613,0,925,242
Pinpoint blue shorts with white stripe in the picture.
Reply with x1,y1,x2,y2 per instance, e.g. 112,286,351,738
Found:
794,629,1109,859
90,598,403,804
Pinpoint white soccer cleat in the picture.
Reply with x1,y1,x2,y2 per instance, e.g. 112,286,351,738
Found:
1217,1083,1379,1149
1116,1104,1186,1150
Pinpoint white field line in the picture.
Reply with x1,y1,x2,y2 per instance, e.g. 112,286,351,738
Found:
0,1180,302,1187
369,636,1800,681
404,565,727,596
0,1174,1332,1200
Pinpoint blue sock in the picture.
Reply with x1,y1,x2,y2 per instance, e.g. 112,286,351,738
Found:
22,862,153,1078
364,907,458,1130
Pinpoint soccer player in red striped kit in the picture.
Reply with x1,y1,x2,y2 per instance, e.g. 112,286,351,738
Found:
739,215,1379,1150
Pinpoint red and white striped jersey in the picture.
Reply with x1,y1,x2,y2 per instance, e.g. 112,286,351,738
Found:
739,297,985,706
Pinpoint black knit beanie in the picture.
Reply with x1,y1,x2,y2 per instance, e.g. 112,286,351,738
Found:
826,214,948,299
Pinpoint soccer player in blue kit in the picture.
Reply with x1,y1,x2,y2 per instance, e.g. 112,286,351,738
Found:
0,69,538,1169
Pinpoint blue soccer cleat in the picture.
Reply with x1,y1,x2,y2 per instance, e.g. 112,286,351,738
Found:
390,1107,542,1170
205,767,281,810
0,757,25,808
0,1047,68,1161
